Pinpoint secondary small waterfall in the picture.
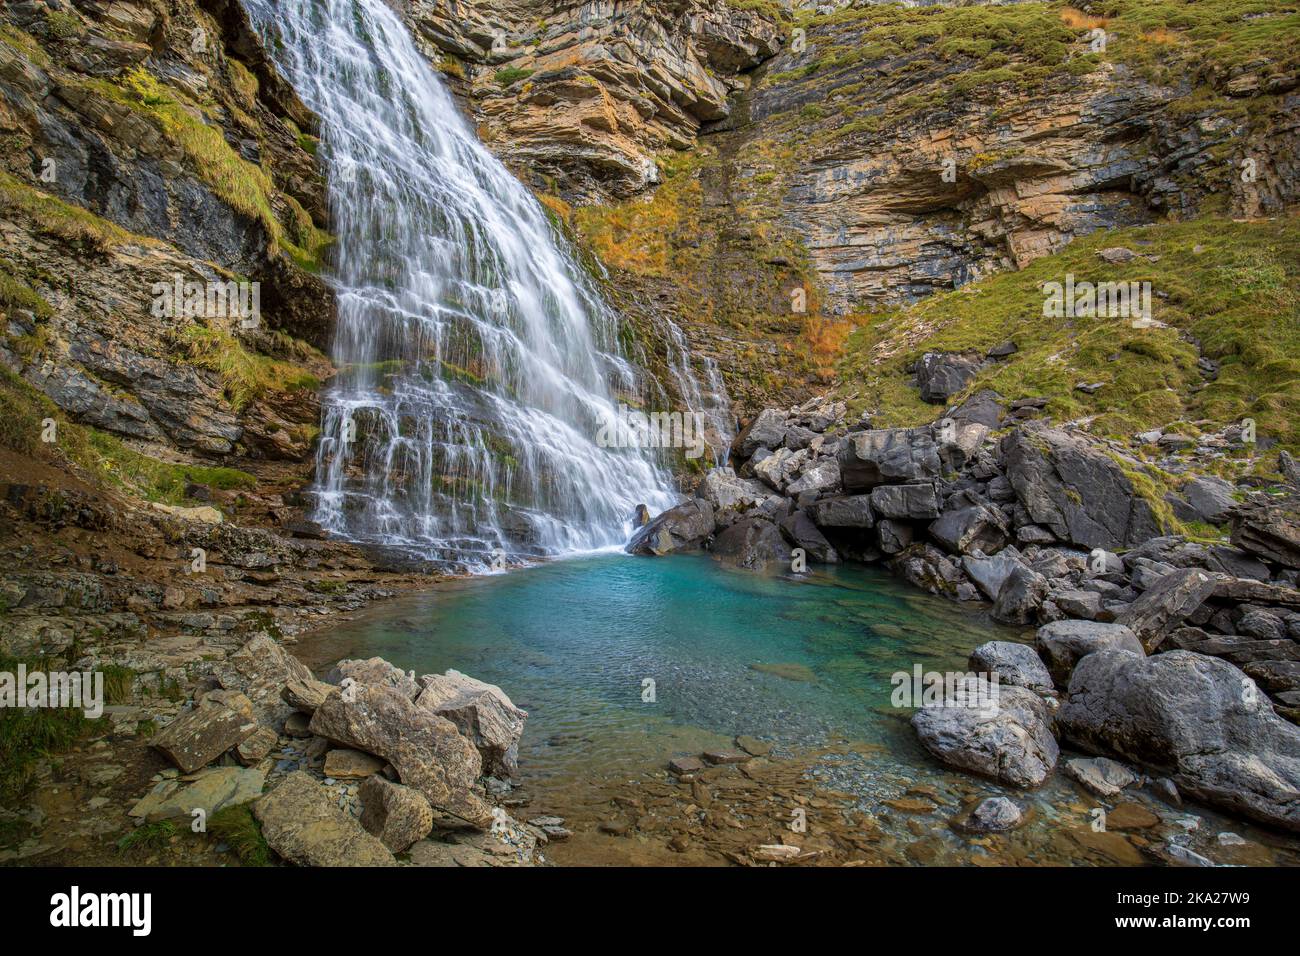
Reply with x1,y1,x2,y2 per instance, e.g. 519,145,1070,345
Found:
246,0,727,568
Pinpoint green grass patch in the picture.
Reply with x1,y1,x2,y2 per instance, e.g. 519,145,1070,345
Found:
174,324,320,410
835,215,1300,452
0,654,104,801
208,805,274,866
494,67,535,87
116,820,178,856
0,170,140,252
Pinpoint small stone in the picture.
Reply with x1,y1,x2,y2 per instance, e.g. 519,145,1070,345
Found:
735,735,772,757
323,748,385,780
668,756,704,775
959,796,1023,833
702,749,750,766
1107,801,1160,830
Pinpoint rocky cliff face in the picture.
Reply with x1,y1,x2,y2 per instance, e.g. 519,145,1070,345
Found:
2,0,334,468
402,0,781,201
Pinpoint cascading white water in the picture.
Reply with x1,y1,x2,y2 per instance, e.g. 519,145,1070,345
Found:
246,0,728,567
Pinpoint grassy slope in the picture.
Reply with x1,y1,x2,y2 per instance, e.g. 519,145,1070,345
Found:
834,216,1300,454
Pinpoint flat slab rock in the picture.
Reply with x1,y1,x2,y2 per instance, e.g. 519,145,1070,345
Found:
152,696,259,774
253,771,393,867
702,749,752,765
1064,756,1139,798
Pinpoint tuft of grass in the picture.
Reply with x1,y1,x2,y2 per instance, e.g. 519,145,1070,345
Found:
0,654,104,801
208,805,274,866
0,170,140,252
174,325,320,410
494,67,535,87
116,820,178,856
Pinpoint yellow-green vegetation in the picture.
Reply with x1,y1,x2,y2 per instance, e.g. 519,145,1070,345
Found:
0,364,256,504
494,67,535,87
116,820,178,856
0,653,104,802
0,259,52,320
0,170,140,251
70,68,331,270
0,23,51,67
208,805,274,866
836,216,1300,454
174,324,320,410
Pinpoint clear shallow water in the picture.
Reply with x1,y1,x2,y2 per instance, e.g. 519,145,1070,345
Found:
304,554,1014,781
306,555,1300,865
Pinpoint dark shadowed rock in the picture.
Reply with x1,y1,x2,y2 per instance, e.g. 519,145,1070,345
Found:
950,389,1005,429
929,503,1009,556
870,482,940,520
838,427,941,491
1035,619,1144,687
810,494,875,528
877,519,913,555
733,408,789,459
254,771,394,866
1115,567,1218,652
911,677,1059,788
711,515,792,571
780,510,839,564
916,351,981,404
962,547,1026,601
969,641,1054,694
1002,425,1162,550
626,498,716,555
310,683,492,828
1229,499,1300,569
1059,650,1300,832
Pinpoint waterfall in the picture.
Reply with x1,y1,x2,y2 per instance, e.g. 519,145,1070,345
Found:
245,0,727,568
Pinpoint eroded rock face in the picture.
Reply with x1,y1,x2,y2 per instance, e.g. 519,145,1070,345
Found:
415,670,528,779
911,677,1059,789
254,771,395,867
404,0,780,200
309,684,493,828
1059,650,1300,832
359,775,434,853
711,515,791,572
839,427,942,491
213,635,315,728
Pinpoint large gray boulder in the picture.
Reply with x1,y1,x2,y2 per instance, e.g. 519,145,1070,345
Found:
786,458,841,496
711,515,791,572
1115,567,1218,652
1035,620,1144,687
733,408,789,459
838,427,941,491
810,494,875,528
310,684,492,828
626,499,716,555
1172,475,1238,525
1002,425,1162,550
213,634,316,727
990,565,1048,625
962,547,1026,601
254,771,394,866
1059,650,1300,832
929,503,1010,556
969,641,1054,695
415,670,528,779
911,677,1059,788
328,657,420,700
870,483,940,520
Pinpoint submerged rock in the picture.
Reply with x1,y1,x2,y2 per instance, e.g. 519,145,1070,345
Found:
957,796,1024,832
1064,756,1139,798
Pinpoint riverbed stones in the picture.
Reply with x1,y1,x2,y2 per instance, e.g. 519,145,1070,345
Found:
254,771,394,866
626,499,716,555
1059,649,1300,832
911,677,1059,788
703,748,751,766
415,669,528,779
310,683,492,828
358,775,433,853
1035,620,1144,687
669,756,705,775
1115,567,1218,652
1064,756,1138,797
968,641,1053,695
152,695,259,773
